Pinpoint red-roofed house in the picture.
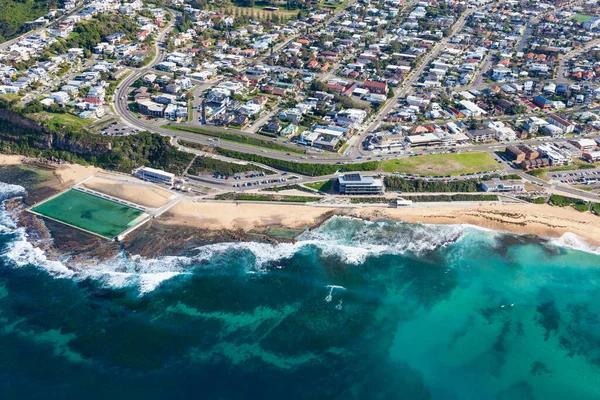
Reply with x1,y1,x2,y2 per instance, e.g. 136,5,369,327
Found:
363,80,388,95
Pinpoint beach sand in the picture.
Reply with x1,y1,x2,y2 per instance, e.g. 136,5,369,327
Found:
80,175,176,208
163,200,600,246
3,157,598,246
53,163,100,187
164,201,337,231
0,155,25,166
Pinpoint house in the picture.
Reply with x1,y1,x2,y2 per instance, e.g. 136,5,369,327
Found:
548,114,574,133
466,129,495,143
569,138,597,152
481,178,524,192
363,80,388,95
583,151,600,162
133,87,150,101
48,91,70,104
280,124,298,137
232,114,249,127
137,99,164,117
505,146,526,163
532,95,552,110
262,120,282,134
105,32,125,45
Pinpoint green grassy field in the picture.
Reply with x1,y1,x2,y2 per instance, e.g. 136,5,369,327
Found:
304,180,333,193
31,189,145,239
379,152,499,176
572,14,594,23
165,125,305,154
31,112,91,129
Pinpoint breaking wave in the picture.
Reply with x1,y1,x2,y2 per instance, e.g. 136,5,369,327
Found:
185,216,470,268
550,232,600,255
0,185,191,295
2,218,193,295
2,182,599,295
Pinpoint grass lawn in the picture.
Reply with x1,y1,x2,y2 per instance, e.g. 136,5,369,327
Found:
31,112,91,129
572,14,594,23
304,180,333,193
216,193,321,203
165,125,305,154
379,152,499,176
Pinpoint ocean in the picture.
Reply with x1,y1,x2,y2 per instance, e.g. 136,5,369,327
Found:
1,182,600,400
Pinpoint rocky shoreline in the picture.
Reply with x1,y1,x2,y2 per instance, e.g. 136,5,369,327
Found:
6,196,300,267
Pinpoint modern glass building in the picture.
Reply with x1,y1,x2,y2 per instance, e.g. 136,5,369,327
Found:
338,173,384,195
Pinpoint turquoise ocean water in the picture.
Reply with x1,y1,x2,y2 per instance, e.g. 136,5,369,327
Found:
1,183,600,400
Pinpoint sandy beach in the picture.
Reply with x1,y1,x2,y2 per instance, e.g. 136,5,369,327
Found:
80,175,176,208
0,155,25,166
0,154,99,190
2,156,599,247
163,200,600,246
165,201,337,230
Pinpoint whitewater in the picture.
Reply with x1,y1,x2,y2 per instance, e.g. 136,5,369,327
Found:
1,183,599,296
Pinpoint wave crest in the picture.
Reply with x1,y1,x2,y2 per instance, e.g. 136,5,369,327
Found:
551,232,600,255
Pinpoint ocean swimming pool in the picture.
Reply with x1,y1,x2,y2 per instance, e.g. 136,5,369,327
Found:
30,189,146,239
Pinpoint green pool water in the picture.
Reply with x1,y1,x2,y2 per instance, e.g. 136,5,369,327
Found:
31,189,145,239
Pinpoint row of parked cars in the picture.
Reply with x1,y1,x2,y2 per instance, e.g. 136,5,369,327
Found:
553,170,600,185
233,177,290,188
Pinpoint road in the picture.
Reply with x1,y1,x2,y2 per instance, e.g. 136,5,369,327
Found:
556,37,600,83
0,1,89,51
105,0,600,203
355,3,482,157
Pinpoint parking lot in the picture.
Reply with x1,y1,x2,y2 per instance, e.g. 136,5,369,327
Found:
99,121,140,136
552,170,600,185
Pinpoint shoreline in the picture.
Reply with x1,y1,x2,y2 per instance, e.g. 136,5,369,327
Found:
1,155,599,252
159,200,600,247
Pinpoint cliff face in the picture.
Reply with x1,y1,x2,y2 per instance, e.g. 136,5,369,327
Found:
0,106,194,174
51,134,113,156
0,110,112,157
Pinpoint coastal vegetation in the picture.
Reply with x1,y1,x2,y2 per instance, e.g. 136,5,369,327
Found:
521,196,548,204
214,192,321,202
48,13,141,57
405,194,499,202
187,156,274,176
379,152,498,176
549,194,590,212
0,115,194,174
166,126,306,154
349,194,499,204
210,147,380,176
0,0,51,41
384,176,481,192
262,184,315,193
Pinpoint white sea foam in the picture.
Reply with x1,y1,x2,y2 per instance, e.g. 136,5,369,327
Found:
550,232,600,255
0,182,25,202
184,216,471,267
0,217,192,295
0,185,191,295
